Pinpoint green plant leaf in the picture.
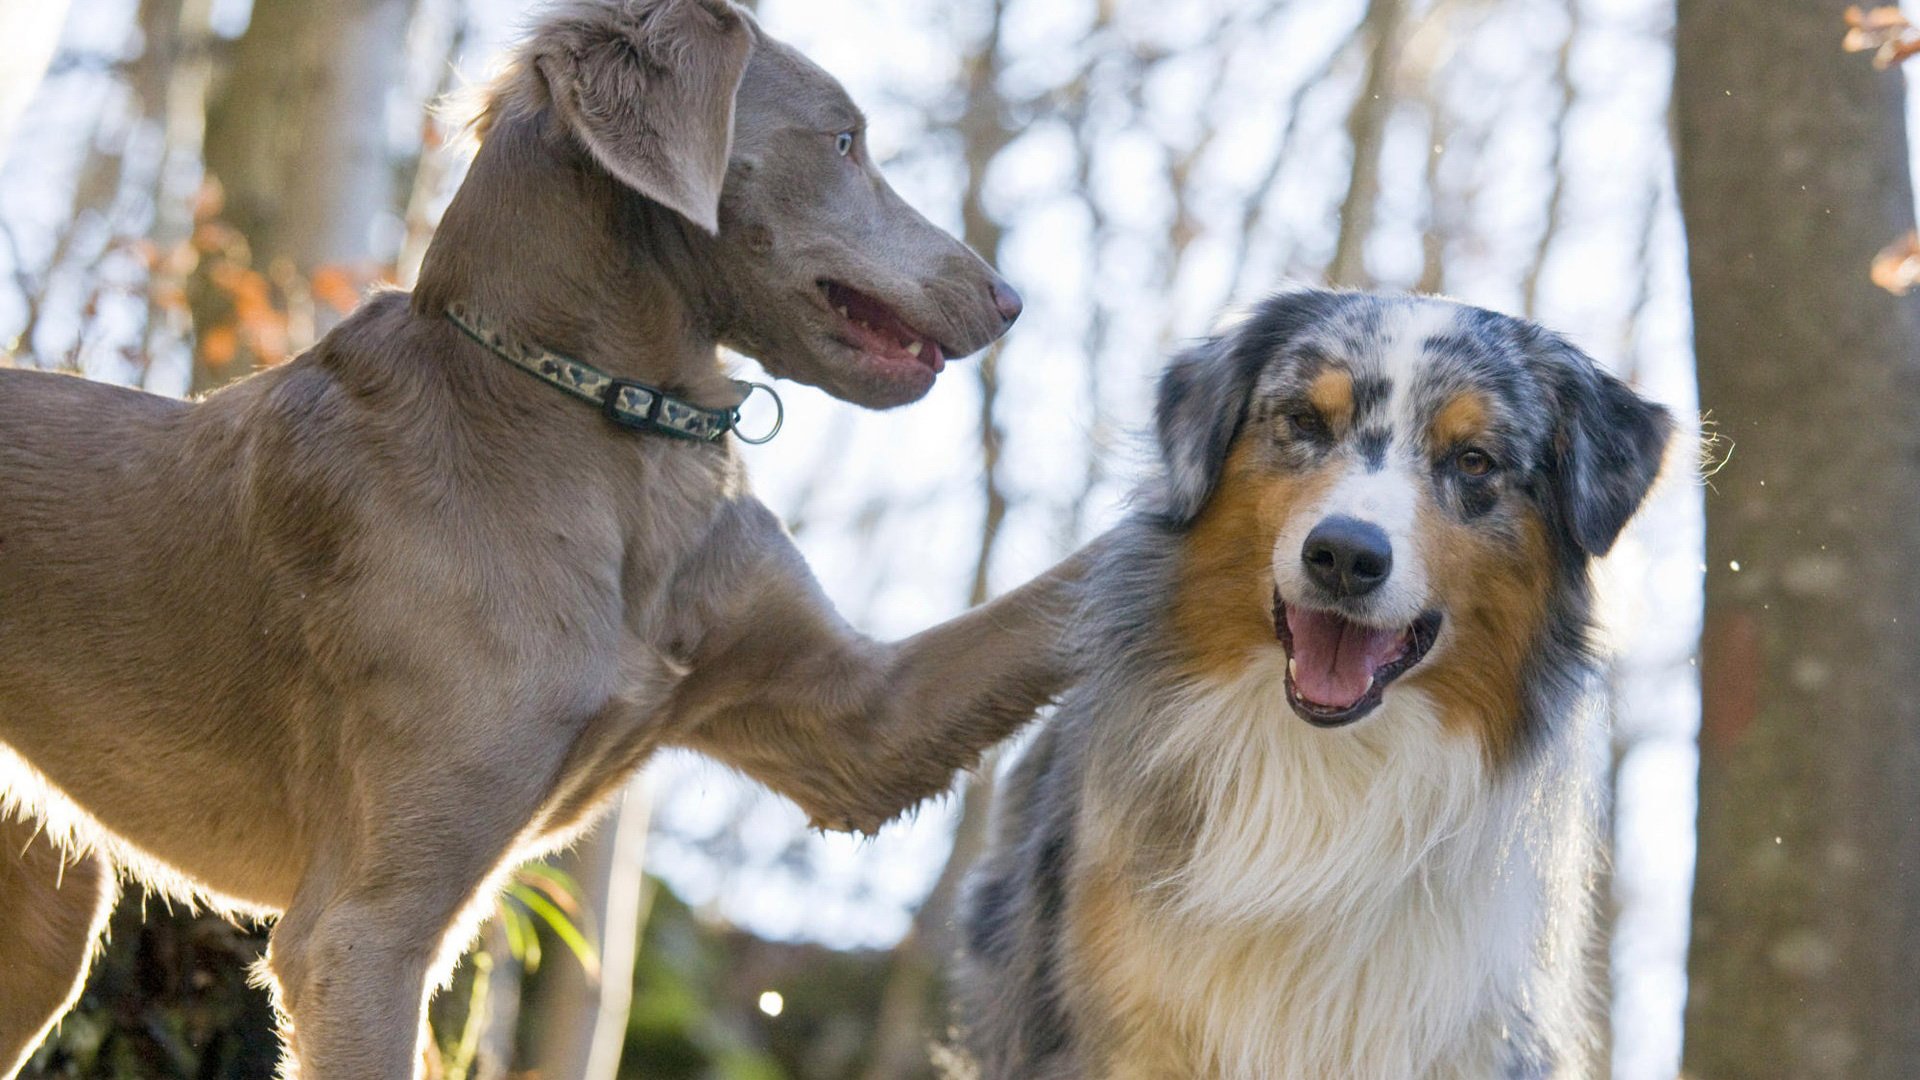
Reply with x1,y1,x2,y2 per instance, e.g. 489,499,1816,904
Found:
507,882,599,983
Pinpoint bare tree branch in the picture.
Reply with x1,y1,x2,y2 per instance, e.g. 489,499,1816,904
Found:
1224,31,1356,302
1520,0,1578,318
396,8,471,289
1327,0,1407,288
1415,91,1451,296
861,5,1016,1074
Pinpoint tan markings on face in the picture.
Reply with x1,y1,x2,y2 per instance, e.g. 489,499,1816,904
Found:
1173,440,1338,681
1430,390,1490,449
1306,368,1356,436
1404,501,1553,765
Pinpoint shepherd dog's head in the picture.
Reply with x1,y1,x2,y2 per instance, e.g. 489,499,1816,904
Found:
1158,289,1671,762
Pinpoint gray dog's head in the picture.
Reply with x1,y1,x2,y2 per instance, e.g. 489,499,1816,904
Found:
498,0,1020,408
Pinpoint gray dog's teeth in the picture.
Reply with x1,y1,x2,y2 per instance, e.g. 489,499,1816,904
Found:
906,341,923,357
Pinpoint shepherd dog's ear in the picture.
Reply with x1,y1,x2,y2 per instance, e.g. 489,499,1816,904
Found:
1153,336,1246,526
1535,334,1673,557
529,0,752,234
1154,289,1345,525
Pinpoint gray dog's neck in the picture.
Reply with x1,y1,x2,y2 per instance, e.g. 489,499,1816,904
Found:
412,108,740,408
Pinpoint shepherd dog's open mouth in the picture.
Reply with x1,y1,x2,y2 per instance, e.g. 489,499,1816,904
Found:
1274,593,1441,727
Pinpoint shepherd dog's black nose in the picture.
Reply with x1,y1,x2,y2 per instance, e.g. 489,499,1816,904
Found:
1302,516,1393,598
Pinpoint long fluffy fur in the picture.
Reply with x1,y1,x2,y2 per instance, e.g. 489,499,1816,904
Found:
959,290,1667,1079
962,524,1602,1079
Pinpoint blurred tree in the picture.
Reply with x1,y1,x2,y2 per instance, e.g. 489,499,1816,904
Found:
0,2,73,157
522,789,654,1080
189,0,416,391
24,902,281,1079
857,4,1016,1073
1327,0,1406,289
129,0,217,373
1676,2,1920,1077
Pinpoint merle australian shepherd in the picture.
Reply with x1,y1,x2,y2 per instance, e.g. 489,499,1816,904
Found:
957,289,1672,1079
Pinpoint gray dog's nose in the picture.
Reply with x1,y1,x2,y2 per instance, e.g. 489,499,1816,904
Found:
990,279,1023,325
1302,516,1392,598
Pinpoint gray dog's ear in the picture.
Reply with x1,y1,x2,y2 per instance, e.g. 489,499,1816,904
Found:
1153,336,1253,525
535,0,752,234
1538,337,1673,557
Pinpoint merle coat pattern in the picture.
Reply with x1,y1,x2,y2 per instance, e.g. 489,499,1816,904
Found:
959,289,1671,1080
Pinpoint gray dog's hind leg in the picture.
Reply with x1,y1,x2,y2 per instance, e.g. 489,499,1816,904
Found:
0,815,114,1080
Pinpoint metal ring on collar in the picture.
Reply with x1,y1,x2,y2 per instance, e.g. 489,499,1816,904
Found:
732,382,784,444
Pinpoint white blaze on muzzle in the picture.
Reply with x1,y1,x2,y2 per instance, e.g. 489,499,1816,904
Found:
1271,456,1433,630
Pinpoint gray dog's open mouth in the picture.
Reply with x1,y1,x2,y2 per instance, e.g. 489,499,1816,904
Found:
821,281,946,375
1274,593,1441,727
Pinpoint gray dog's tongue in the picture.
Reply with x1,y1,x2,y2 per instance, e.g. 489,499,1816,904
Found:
1285,606,1407,709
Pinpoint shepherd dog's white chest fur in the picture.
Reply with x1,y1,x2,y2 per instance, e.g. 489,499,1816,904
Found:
1070,661,1594,1079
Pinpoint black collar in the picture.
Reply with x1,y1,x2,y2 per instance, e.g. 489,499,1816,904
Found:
446,303,781,444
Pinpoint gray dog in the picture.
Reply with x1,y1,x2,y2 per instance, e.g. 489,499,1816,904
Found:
0,2,1086,1076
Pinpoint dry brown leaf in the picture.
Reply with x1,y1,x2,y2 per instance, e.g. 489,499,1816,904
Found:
200,324,239,367
157,237,198,278
210,262,272,319
310,265,362,315
1843,5,1920,67
245,318,289,365
191,220,244,256
191,181,225,225
1870,230,1920,294
150,282,188,313
1846,4,1911,32
1888,36,1920,66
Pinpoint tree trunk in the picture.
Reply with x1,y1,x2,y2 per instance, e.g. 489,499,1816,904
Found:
133,0,216,388
523,785,653,1080
204,0,410,273
1675,2,1920,1077
192,0,414,391
1326,0,1404,289
858,775,996,1080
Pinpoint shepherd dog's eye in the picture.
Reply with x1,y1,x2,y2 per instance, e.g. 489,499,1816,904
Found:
1456,447,1496,477
1287,410,1328,440
835,131,855,156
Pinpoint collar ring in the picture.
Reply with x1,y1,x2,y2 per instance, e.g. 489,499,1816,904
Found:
731,382,784,445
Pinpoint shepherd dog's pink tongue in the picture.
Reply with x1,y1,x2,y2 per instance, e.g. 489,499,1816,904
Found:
1285,607,1408,709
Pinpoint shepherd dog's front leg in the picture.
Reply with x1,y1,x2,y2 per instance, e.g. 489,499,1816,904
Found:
663,498,1103,833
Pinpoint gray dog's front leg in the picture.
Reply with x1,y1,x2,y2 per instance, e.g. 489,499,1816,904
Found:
663,498,1099,833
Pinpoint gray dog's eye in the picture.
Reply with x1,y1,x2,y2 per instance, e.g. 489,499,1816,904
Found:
835,131,855,156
